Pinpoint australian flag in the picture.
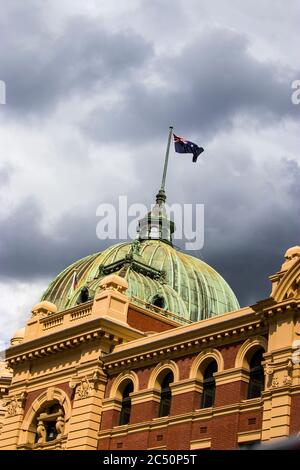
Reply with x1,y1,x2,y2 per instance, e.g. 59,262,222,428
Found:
173,134,204,163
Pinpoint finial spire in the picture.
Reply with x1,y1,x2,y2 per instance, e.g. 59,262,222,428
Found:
137,126,175,245
156,126,173,205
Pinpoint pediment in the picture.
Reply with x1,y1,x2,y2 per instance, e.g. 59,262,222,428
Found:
272,258,300,302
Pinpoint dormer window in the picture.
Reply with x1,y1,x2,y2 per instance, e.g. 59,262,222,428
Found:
151,294,166,309
77,286,89,304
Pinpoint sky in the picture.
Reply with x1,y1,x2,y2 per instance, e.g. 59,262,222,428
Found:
0,0,299,348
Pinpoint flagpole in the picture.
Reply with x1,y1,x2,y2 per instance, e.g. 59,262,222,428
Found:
160,126,173,193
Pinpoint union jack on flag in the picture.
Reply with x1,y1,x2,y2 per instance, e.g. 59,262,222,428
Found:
173,134,204,163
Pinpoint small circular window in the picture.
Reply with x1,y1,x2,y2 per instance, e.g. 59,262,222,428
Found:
151,294,166,309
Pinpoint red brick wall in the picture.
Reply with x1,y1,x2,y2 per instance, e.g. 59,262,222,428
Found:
289,393,300,435
23,382,74,416
99,336,267,449
191,419,211,442
131,401,159,424
99,415,243,450
238,409,262,433
171,391,201,415
101,409,120,430
148,428,168,449
104,377,114,398
215,381,248,407
127,308,175,333
176,355,194,380
219,343,241,369
109,431,149,450
98,437,110,450
165,422,193,449
136,367,154,390
211,413,239,449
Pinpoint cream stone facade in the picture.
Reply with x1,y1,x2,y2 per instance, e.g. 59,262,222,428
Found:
1,242,300,450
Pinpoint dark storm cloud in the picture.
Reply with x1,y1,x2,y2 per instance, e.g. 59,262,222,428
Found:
187,157,300,306
86,28,299,143
0,2,299,313
1,155,300,308
0,197,111,282
206,214,300,307
0,7,153,114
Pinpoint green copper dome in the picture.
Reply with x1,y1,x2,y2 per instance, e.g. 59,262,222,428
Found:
41,239,239,324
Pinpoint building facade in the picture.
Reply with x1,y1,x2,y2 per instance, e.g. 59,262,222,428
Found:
1,192,300,450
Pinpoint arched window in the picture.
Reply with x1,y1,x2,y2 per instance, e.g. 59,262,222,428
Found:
247,349,264,399
201,360,217,408
158,372,173,417
77,286,89,305
34,402,65,444
151,294,166,309
119,381,133,425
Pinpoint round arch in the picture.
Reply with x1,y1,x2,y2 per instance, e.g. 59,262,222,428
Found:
109,371,139,400
148,360,180,389
235,336,267,369
18,387,72,446
189,348,224,380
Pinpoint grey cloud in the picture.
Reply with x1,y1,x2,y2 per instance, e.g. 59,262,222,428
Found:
86,28,299,144
0,9,153,114
185,156,300,306
1,154,300,309
0,1,299,314
0,165,11,186
0,197,111,283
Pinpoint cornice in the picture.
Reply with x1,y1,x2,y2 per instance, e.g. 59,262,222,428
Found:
5,317,143,367
257,299,300,319
214,368,249,385
130,389,161,404
8,358,106,391
103,312,267,373
170,379,202,396
102,398,122,412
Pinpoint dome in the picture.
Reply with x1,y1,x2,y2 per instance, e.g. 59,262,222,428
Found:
41,239,239,323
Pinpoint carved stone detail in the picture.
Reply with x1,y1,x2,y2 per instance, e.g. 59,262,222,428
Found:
5,392,27,416
55,415,65,438
272,376,279,388
265,365,274,377
6,396,20,416
283,375,293,386
37,420,46,443
76,377,92,399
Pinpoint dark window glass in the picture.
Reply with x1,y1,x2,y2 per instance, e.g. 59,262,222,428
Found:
158,372,173,417
45,421,58,441
201,361,217,408
152,295,166,309
119,382,133,425
77,286,89,304
247,349,264,399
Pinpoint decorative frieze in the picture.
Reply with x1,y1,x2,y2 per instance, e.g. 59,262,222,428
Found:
6,328,124,368
69,370,105,400
103,321,266,373
4,392,27,417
